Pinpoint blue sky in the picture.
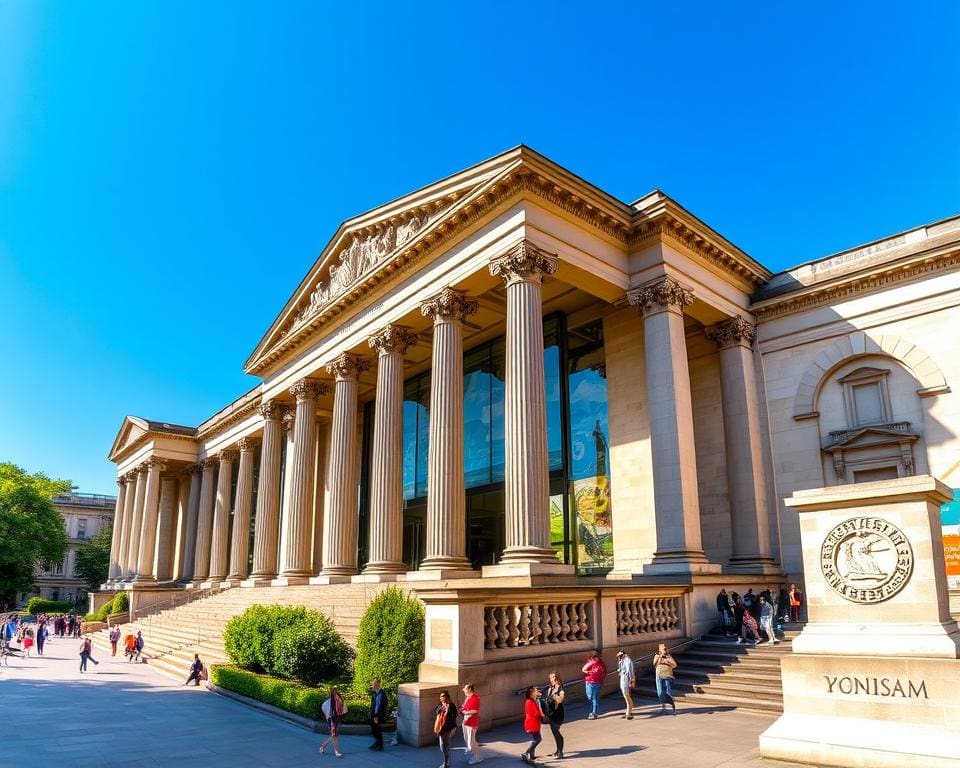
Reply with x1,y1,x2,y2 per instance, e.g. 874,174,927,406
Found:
1,2,958,495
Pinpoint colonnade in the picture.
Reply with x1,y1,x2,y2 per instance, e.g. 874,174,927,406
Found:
106,251,778,588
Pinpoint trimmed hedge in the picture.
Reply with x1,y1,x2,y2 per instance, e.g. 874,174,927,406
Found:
352,586,423,697
94,591,129,621
211,665,370,723
26,598,72,615
223,604,352,686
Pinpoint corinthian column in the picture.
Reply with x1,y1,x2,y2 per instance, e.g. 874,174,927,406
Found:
275,378,328,584
415,288,479,577
246,403,284,585
313,354,369,582
360,326,417,580
119,472,137,579
628,277,719,575
153,476,178,581
107,477,128,584
124,465,147,580
134,458,166,584
487,242,573,575
227,437,258,584
178,464,202,582
208,449,237,583
191,458,218,583
705,315,780,574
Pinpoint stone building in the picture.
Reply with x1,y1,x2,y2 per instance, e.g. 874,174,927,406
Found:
25,492,116,606
103,147,959,725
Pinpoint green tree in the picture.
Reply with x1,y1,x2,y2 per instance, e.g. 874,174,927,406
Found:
0,463,71,606
352,587,424,697
74,524,112,592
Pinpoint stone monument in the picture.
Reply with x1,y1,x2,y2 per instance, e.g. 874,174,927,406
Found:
760,475,960,767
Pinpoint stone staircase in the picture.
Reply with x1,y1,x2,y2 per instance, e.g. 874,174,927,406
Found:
87,583,391,681
635,625,802,713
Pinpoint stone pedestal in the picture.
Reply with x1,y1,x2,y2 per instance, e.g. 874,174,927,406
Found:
760,475,960,768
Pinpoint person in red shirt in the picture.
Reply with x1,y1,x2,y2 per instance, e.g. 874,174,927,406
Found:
521,686,543,764
581,651,607,719
460,683,483,764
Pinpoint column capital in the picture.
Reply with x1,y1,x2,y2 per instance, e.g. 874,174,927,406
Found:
257,400,285,421
289,378,329,402
281,409,296,430
237,436,260,453
627,276,694,316
326,353,371,381
145,458,167,472
420,287,478,324
368,325,418,356
123,471,138,484
489,240,559,285
187,462,204,475
201,457,220,470
704,314,757,349
218,449,239,463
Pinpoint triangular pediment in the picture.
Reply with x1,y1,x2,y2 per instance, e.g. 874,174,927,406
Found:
824,424,919,451
108,416,150,460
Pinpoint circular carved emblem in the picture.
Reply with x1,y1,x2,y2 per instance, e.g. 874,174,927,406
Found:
820,517,914,603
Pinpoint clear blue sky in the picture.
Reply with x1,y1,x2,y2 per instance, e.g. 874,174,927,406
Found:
1,2,958,495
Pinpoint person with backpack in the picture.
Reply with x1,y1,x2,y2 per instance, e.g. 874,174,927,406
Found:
319,685,346,757
433,690,459,768
185,654,204,686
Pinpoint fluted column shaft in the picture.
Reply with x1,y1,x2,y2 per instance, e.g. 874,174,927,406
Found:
125,466,147,579
250,404,283,579
118,473,137,578
629,278,714,574
279,379,326,578
209,450,237,581
172,476,192,581
229,438,258,580
492,242,561,564
277,411,296,573
135,459,165,582
706,316,777,573
364,327,417,574
179,466,202,581
321,355,369,576
420,289,477,571
192,459,218,581
154,476,178,581
107,479,128,582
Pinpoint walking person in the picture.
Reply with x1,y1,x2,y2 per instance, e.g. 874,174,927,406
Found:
36,622,47,655
460,682,483,764
369,678,388,751
581,650,606,720
520,686,543,764
616,650,636,719
433,690,459,768
319,685,345,757
789,583,804,623
545,672,566,760
124,632,136,661
184,654,204,686
653,643,677,714
717,589,734,636
22,627,33,658
759,595,779,645
109,626,120,656
79,636,98,672
134,630,144,662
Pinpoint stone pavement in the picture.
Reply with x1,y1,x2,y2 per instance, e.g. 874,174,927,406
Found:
0,635,810,768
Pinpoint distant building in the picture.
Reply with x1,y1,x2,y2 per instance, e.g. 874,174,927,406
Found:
23,492,116,606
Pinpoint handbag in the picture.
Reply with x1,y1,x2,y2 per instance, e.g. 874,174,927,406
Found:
433,712,444,734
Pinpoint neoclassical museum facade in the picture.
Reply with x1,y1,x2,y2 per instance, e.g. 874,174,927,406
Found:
104,147,960,636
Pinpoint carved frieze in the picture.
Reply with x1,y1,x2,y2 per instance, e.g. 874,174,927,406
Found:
627,277,694,315
368,325,418,356
489,240,559,284
704,315,757,349
326,353,371,381
420,288,479,324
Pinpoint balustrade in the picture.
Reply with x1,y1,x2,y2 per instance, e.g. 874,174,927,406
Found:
483,600,590,649
616,596,681,636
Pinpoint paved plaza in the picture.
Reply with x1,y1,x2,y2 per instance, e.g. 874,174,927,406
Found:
0,635,809,768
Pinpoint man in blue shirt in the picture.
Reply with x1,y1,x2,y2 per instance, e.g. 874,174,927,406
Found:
370,678,389,751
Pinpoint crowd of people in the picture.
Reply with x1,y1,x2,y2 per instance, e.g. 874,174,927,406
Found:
716,583,804,646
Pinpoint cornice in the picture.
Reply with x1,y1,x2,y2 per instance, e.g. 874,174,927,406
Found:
246,162,771,377
752,248,960,322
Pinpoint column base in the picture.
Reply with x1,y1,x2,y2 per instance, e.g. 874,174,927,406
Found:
310,574,354,585
725,557,783,576
352,572,402,583
482,561,575,577
402,568,480,582
131,577,157,587
270,576,311,586
642,553,722,576
222,578,245,587
240,576,276,587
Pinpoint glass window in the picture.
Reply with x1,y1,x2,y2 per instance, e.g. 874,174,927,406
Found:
852,382,884,425
77,518,87,539
403,374,431,501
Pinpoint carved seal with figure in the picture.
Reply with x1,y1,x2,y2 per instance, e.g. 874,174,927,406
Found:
820,516,914,603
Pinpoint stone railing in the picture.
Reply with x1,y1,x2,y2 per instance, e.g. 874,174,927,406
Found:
616,596,681,637
483,600,590,649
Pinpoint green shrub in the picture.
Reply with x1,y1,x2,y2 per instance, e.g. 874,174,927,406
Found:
273,611,353,686
26,598,72,615
224,605,303,672
351,586,424,697
84,612,99,622
111,591,129,612
211,665,325,720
